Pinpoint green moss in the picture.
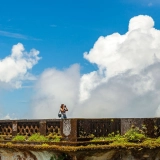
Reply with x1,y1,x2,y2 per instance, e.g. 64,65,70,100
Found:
12,135,26,141
92,127,146,143
42,143,49,147
0,135,12,140
0,139,160,152
46,133,62,142
91,131,125,142
124,127,146,142
28,133,48,142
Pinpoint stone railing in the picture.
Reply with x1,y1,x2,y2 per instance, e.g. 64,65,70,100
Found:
0,119,61,136
60,118,160,141
0,118,160,141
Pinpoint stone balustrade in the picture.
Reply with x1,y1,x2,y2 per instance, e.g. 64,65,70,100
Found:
0,118,160,141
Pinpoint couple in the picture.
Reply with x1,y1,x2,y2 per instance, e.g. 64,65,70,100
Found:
59,104,68,119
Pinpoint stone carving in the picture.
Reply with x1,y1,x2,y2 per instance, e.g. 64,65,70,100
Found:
46,121,60,135
17,122,39,136
63,119,71,136
12,123,17,132
0,123,12,135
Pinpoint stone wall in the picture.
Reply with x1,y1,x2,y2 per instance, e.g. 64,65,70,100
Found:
0,118,160,141
0,147,160,160
0,119,61,136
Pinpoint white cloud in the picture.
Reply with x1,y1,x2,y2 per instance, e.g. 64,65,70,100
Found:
32,15,160,118
74,64,160,118
0,43,41,89
31,64,80,118
129,15,154,31
0,113,17,120
82,15,160,101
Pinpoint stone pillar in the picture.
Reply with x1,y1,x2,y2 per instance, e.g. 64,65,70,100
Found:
39,120,46,136
60,119,77,141
121,118,144,135
12,121,17,136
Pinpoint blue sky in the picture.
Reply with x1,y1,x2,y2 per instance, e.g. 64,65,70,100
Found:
1,0,160,119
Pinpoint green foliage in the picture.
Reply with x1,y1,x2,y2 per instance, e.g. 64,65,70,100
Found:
108,131,122,141
88,134,94,138
141,124,147,132
91,131,125,142
92,127,146,143
91,137,106,141
143,138,156,145
28,133,48,142
46,133,62,142
0,135,12,140
155,137,160,143
124,126,146,142
11,133,62,142
12,135,26,141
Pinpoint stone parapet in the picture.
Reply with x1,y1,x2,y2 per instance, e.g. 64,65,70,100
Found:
0,118,160,141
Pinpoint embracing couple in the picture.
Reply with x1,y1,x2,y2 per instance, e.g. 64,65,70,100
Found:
58,104,68,119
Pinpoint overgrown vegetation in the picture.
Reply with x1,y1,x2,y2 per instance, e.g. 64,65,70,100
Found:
0,135,12,140
124,126,146,142
12,135,26,141
92,126,146,143
1,125,160,152
46,133,62,142
91,131,125,142
28,133,48,142
11,133,62,142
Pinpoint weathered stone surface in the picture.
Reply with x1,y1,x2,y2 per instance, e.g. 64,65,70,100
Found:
1,118,160,141
0,149,58,160
77,149,160,160
1,148,160,160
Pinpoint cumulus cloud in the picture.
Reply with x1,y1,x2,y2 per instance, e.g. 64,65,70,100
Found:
0,113,17,120
0,43,40,89
31,64,80,118
32,15,160,118
82,15,160,101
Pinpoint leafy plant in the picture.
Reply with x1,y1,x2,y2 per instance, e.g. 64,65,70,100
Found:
155,137,160,143
91,131,124,142
28,133,48,142
88,134,94,138
46,133,62,142
124,126,146,142
12,135,26,141
91,127,146,143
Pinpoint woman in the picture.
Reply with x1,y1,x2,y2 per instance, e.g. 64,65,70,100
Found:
60,104,68,119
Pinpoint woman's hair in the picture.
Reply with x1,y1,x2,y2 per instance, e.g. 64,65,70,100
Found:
60,104,64,108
